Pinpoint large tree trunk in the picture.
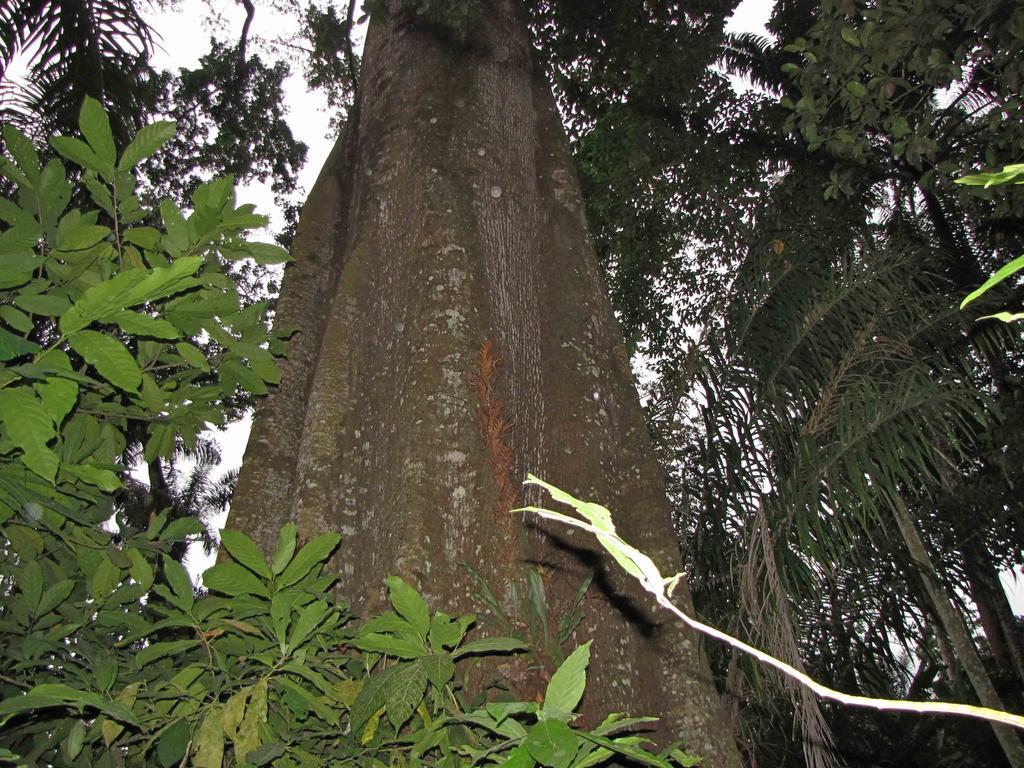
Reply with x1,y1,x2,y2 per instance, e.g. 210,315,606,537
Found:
228,1,741,764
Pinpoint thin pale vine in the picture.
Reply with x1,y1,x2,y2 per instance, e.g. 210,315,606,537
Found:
517,474,1024,732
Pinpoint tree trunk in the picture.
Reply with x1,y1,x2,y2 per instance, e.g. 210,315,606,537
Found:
892,500,1024,767
228,2,741,763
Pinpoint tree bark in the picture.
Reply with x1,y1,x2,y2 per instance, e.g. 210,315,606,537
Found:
892,500,1024,767
228,2,741,764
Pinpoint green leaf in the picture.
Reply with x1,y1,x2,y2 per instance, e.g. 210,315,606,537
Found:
271,590,299,648
119,121,177,170
387,575,430,635
541,642,590,721
88,555,121,600
276,532,341,588
134,639,200,668
193,707,225,768
961,253,1024,309
840,27,860,47
420,653,455,691
158,718,190,768
3,125,40,183
203,562,271,597
453,636,528,658
68,330,141,392
0,326,40,361
503,743,536,768
350,663,425,733
237,242,291,265
352,632,426,659
0,387,58,481
15,293,71,316
845,80,867,98
524,720,579,768
63,463,120,491
220,529,272,579
36,375,78,426
288,599,331,651
0,304,32,332
577,732,672,768
78,97,117,169
163,556,195,611
271,522,297,575
60,256,203,334
38,579,76,615
50,136,105,175
0,683,139,727
112,311,180,339
428,612,472,651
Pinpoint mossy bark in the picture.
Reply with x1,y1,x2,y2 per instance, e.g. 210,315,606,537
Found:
230,2,741,763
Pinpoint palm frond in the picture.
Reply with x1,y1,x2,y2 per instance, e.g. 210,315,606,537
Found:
0,0,154,139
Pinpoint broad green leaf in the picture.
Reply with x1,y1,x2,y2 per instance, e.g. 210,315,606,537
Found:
36,376,78,426
845,80,867,98
112,310,180,339
271,590,299,648
840,27,860,47
387,575,430,635
428,612,471,651
220,529,272,579
0,326,40,361
288,599,331,652
3,125,40,183
50,136,105,175
175,341,210,372
236,678,268,762
503,743,536,768
63,463,120,491
352,632,426,659
420,653,455,691
524,720,579,768
0,683,139,727
363,611,417,635
577,732,672,768
61,256,203,334
78,97,116,169
157,717,190,768
274,677,340,726
193,707,225,768
68,331,141,392
88,555,121,600
203,562,271,597
0,304,32,332
134,639,200,668
18,559,43,611
38,579,76,615
276,532,341,588
128,549,154,590
220,687,249,740
65,719,87,761
238,242,291,265
0,387,57,481
541,642,590,721
55,223,109,252
15,293,71,316
350,663,423,733
961,253,1024,309
119,120,177,170
163,556,195,611
453,636,528,658
271,522,297,575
